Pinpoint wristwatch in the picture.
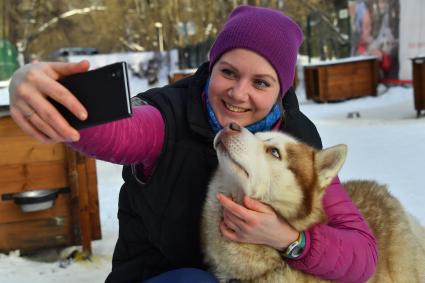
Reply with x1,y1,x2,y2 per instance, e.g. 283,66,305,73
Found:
281,231,305,259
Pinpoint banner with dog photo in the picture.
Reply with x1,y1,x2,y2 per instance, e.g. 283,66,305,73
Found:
349,0,400,81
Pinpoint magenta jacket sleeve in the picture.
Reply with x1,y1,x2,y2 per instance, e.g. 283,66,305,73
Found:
68,105,165,171
286,177,378,283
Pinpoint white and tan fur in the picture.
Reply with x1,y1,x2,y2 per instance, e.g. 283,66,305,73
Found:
201,124,425,283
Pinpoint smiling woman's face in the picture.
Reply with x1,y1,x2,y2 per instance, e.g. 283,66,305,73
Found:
208,48,280,128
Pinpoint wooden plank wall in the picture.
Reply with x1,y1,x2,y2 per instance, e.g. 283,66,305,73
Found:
303,59,378,102
412,58,425,116
0,116,101,254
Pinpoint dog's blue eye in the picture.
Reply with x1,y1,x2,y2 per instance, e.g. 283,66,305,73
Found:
269,147,281,160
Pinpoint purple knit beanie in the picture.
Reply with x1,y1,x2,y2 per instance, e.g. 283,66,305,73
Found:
209,5,303,96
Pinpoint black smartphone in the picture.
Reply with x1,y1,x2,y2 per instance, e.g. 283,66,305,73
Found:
50,62,132,129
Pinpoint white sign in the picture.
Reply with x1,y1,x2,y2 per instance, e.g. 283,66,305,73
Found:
399,0,425,80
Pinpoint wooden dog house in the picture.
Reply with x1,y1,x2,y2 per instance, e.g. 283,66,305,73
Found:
168,69,197,84
411,56,425,117
304,56,379,102
0,113,101,254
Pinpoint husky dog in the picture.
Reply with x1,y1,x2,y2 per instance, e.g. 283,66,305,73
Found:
201,123,425,283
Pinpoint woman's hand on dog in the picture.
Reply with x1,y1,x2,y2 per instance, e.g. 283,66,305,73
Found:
216,193,299,250
8,60,89,143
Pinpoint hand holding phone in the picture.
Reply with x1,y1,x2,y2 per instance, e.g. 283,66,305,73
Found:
50,62,132,129
9,61,92,143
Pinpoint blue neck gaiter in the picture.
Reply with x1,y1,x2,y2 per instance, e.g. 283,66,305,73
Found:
203,78,282,134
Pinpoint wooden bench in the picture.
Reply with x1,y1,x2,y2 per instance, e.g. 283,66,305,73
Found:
303,56,379,102
0,114,101,255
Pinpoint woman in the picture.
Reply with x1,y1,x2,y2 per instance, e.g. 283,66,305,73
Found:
9,5,377,283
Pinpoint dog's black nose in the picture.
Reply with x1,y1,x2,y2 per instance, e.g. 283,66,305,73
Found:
228,122,241,132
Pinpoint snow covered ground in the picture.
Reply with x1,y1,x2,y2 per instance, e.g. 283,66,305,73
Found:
0,57,424,282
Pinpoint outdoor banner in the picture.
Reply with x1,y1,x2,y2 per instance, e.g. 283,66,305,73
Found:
349,0,400,81
398,0,425,80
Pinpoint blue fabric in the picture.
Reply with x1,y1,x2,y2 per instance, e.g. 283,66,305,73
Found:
143,268,218,283
355,1,367,31
203,78,282,134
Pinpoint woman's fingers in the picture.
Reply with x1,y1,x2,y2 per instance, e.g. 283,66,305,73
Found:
12,84,80,142
220,222,240,242
44,61,90,120
47,60,90,80
29,63,88,121
8,61,89,142
223,209,245,233
9,107,54,143
217,193,252,221
26,76,83,139
14,96,71,142
15,84,79,140
28,111,68,142
243,196,274,214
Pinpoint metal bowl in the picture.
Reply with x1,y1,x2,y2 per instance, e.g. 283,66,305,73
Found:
1,188,68,212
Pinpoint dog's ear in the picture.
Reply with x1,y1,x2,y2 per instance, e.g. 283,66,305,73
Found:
315,144,347,189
